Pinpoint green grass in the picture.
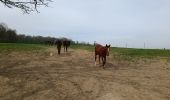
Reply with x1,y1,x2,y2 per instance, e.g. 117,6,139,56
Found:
1,43,170,59
71,44,170,59
0,43,46,52
111,47,170,58
71,44,95,51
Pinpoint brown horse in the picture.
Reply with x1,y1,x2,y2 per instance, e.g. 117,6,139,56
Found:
54,39,62,55
95,44,110,68
63,40,71,52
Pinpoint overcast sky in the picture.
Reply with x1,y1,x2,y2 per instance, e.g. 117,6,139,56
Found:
0,0,170,49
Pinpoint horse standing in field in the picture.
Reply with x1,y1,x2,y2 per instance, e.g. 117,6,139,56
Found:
44,40,53,46
63,40,71,52
54,40,62,55
95,44,111,69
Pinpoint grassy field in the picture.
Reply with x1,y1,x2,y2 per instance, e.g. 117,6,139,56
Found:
1,43,170,100
71,44,94,51
111,47,170,58
0,43,46,53
71,44,170,59
1,43,170,59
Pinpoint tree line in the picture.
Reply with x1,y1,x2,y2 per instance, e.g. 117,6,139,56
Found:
0,23,72,44
0,23,94,46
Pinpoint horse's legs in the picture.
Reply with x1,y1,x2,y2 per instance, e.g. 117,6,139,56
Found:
63,46,64,52
95,54,97,66
102,56,106,69
102,57,104,65
64,46,65,52
67,46,68,52
57,46,61,55
65,46,67,52
59,48,60,54
66,46,67,52
99,56,101,64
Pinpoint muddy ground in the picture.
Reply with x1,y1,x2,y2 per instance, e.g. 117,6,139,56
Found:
0,47,170,100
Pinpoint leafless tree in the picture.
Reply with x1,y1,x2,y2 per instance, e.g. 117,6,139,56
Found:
0,0,52,13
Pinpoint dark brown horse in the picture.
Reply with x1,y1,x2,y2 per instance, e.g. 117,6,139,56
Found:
63,40,71,52
54,39,62,55
44,40,53,46
95,44,110,68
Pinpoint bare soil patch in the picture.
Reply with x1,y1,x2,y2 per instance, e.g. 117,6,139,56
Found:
0,47,170,100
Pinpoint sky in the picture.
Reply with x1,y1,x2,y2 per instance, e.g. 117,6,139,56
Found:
0,0,170,49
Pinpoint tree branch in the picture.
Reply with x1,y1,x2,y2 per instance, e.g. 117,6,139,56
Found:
0,0,52,13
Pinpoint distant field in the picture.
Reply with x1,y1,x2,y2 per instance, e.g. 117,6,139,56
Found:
71,44,94,51
0,43,46,52
71,44,170,59
1,43,170,59
111,47,170,58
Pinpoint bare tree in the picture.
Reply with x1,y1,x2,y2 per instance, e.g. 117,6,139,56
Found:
0,0,52,13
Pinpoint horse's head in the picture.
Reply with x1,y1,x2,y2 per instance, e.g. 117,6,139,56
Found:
105,44,111,56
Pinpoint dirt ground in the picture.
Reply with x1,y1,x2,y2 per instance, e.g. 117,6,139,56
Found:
0,47,170,100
